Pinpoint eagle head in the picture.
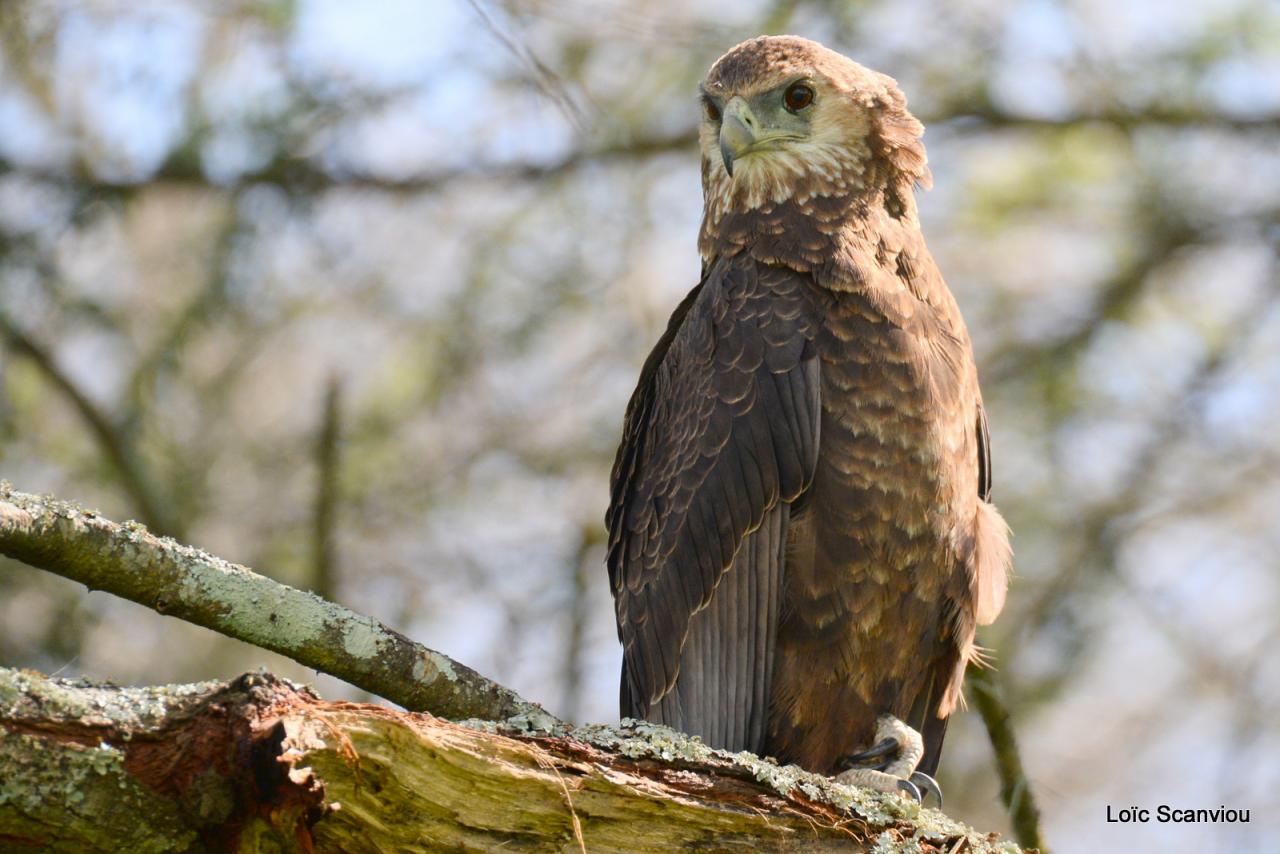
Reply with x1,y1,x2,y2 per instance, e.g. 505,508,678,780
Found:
698,36,931,232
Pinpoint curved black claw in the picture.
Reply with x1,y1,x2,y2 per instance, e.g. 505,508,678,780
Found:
839,737,900,770
909,772,943,808
896,778,923,803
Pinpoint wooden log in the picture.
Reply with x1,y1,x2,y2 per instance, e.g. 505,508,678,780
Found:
0,667,1017,853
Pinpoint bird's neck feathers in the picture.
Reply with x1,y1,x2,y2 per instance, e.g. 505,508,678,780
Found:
697,87,931,293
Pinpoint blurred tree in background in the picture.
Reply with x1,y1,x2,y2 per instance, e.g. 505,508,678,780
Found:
1,1,1278,850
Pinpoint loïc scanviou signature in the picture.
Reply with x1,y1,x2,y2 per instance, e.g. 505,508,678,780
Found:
1107,804,1251,824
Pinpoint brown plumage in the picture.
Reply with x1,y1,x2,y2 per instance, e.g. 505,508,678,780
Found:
606,35,1011,781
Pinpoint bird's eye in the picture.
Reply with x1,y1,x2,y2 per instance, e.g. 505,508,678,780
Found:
784,83,814,112
704,99,721,122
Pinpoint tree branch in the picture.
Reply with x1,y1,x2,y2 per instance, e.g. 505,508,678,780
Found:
0,666,1017,853
0,317,181,538
0,133,699,198
1,103,1273,199
941,102,1280,134
0,484,551,725
0,484,1029,848
311,376,343,604
968,663,1046,852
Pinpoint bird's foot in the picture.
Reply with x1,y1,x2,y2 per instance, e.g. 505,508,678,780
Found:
840,714,923,777
834,715,942,807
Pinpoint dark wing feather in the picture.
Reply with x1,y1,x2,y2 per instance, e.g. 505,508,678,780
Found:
977,403,993,502
608,257,821,753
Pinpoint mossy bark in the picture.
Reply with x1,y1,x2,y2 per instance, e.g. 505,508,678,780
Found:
0,667,1020,853
0,484,1024,852
0,485,552,726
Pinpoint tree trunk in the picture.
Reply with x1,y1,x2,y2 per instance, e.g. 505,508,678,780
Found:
0,666,1014,853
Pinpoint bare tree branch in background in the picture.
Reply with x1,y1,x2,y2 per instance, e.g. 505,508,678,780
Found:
560,523,604,722
983,198,1201,385
0,105,1273,200
312,376,343,603
1008,269,1280,648
968,662,1046,852
0,316,181,539
463,0,588,132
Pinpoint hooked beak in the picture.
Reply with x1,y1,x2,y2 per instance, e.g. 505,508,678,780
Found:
718,97,758,178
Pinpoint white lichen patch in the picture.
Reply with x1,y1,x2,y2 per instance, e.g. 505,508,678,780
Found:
339,618,383,659
417,651,457,683
501,708,560,733
434,653,457,681
458,702,559,735
872,830,917,854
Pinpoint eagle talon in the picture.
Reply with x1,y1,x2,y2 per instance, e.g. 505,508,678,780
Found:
840,737,900,768
896,778,923,803
909,771,943,807
832,715,935,802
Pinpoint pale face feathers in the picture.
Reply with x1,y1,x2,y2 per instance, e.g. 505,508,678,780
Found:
700,75,873,221
697,36,929,229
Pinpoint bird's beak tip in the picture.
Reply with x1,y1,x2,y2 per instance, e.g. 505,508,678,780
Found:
718,105,756,180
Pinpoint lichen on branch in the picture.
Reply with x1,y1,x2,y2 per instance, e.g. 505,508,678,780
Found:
0,483,1025,851
0,667,1020,853
0,483,553,725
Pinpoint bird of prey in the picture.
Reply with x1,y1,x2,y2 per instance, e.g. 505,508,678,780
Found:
606,35,1011,802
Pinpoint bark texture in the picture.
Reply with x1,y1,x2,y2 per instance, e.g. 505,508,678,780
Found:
0,667,1020,853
